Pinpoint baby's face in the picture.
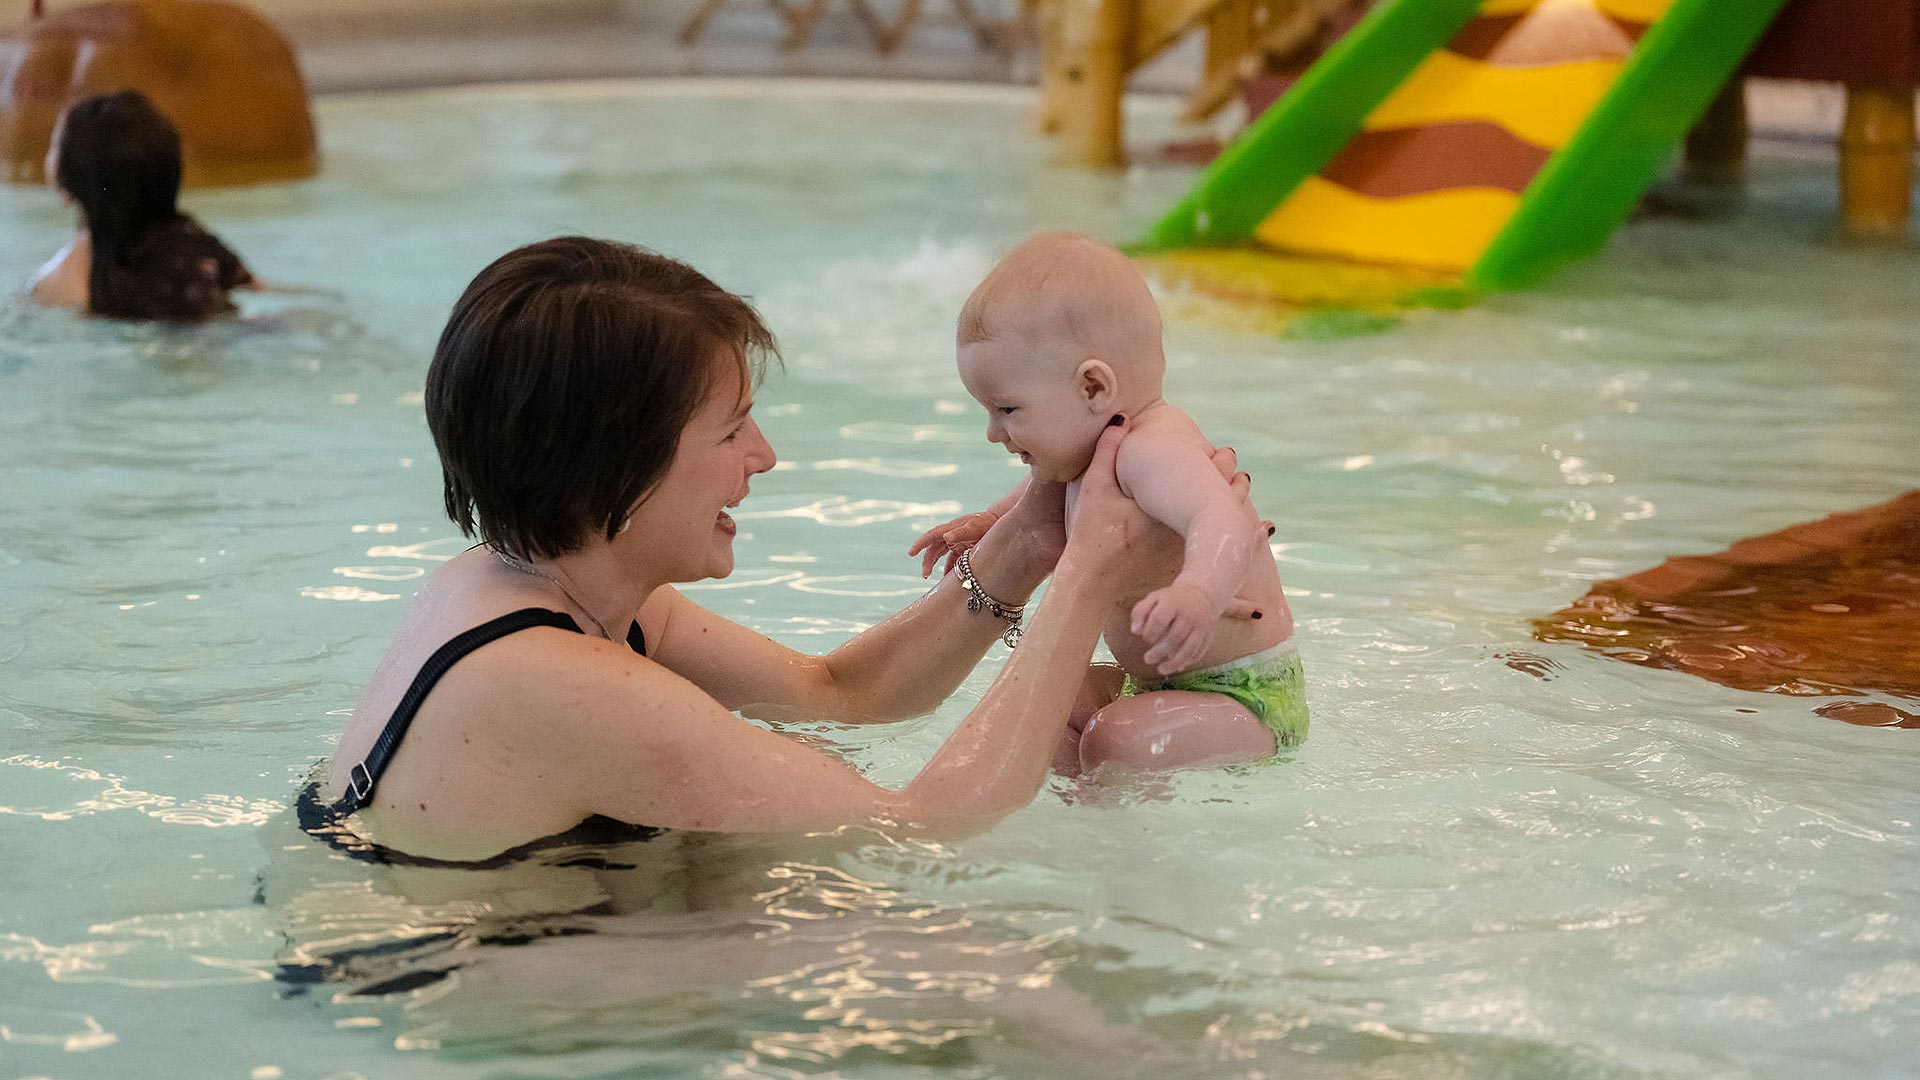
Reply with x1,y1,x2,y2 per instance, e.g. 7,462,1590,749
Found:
957,333,1105,483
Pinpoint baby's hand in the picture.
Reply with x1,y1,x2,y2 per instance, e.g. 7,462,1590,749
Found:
1131,583,1218,675
907,511,999,578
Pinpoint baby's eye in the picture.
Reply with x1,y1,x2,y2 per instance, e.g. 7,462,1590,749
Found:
997,407,1016,415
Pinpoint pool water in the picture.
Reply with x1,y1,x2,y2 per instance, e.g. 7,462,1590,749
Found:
2,81,1916,1079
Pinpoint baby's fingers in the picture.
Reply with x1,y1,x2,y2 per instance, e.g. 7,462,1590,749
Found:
1168,626,1209,674
947,518,989,544
919,545,946,578
1128,595,1157,638
1128,588,1159,638
1153,616,1196,671
1136,598,1180,646
907,525,947,557
1158,620,1212,674
1142,619,1193,672
1222,596,1264,622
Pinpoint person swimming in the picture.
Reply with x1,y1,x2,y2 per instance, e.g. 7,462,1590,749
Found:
26,90,256,322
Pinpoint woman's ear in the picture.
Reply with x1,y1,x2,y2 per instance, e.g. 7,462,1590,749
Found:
1075,359,1118,412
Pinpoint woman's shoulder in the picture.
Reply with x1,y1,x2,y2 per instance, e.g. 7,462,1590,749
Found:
356,555,664,724
26,234,88,309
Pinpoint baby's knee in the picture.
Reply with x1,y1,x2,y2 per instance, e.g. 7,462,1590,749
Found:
1075,708,1159,772
1078,691,1279,774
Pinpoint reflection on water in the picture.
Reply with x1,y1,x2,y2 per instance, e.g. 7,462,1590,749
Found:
262,817,1653,1079
264,821,1178,1077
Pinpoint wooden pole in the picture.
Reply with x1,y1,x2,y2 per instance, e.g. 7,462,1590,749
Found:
1036,0,1065,133
1053,0,1133,168
1838,84,1916,239
1181,0,1252,123
1683,77,1748,187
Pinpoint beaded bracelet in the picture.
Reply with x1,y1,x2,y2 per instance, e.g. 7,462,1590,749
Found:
955,545,1025,648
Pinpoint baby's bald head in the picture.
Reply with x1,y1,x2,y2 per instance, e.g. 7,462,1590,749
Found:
957,232,1164,397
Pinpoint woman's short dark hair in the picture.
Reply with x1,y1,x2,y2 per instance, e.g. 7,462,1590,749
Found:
426,237,776,560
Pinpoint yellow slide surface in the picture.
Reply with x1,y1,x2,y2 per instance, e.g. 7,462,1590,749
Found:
1256,180,1520,271
1253,0,1672,272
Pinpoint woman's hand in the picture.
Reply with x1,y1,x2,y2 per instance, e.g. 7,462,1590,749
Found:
922,434,1269,596
988,473,1070,580
1059,419,1153,576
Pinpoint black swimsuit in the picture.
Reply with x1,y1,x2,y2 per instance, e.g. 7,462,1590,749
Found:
299,607,663,867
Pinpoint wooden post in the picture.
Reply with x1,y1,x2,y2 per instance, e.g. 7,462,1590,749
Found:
1838,83,1916,239
1182,0,1252,123
1036,0,1066,133
1683,77,1748,187
1052,0,1133,168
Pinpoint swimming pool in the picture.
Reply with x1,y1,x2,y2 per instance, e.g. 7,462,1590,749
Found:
1,79,1915,1079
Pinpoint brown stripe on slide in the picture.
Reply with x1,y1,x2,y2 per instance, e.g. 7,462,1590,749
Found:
1320,122,1553,198
1446,12,1648,64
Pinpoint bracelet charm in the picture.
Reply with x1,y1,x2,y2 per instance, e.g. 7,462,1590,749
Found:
955,546,1024,648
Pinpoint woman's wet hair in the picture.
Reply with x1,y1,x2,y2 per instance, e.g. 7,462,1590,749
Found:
428,236,776,560
53,90,248,321
54,91,184,312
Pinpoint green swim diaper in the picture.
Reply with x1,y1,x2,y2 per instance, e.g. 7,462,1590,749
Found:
1122,638,1310,754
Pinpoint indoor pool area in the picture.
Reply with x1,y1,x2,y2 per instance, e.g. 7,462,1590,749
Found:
1,77,1916,1079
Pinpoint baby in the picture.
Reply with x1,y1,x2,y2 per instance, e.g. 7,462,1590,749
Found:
912,232,1307,775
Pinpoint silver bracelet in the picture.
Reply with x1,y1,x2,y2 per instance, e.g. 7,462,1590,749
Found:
955,545,1025,648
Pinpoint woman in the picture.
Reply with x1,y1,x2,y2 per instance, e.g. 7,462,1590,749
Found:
28,90,255,322
317,236,1250,864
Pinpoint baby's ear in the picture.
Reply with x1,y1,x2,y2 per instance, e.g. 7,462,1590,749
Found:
1075,359,1118,410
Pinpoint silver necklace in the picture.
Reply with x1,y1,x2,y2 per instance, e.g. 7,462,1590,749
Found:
491,546,616,642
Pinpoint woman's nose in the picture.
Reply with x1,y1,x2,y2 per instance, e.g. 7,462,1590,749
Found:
746,418,777,474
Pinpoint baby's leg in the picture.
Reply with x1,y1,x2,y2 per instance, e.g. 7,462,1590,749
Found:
1078,690,1276,774
1054,664,1126,776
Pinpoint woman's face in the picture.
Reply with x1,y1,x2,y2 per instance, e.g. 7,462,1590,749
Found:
623,356,776,583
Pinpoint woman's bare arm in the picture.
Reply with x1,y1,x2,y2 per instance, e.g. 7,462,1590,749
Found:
554,552,1110,832
554,422,1145,833
649,446,1257,723
645,479,1061,723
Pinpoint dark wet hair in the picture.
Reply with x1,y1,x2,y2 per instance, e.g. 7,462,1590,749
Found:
427,237,777,561
55,90,247,321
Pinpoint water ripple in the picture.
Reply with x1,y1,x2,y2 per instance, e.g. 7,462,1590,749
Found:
0,756,281,827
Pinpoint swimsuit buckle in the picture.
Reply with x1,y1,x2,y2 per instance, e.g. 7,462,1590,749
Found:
347,761,374,805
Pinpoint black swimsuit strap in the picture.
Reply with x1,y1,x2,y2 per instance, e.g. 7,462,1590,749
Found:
335,607,645,815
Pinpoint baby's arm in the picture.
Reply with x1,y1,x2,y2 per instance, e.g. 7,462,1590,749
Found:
908,478,1028,578
1118,433,1262,674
